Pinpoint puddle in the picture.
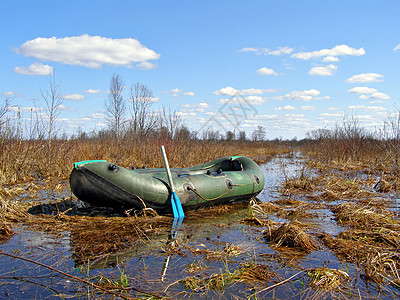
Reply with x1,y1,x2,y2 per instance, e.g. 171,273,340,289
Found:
1,152,399,299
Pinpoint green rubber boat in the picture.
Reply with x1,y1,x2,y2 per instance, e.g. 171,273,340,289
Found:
69,156,265,214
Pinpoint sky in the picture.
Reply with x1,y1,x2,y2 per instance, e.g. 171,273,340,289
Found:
1,0,399,139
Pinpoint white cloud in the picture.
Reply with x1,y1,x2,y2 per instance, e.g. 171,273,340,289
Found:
63,93,84,101
237,47,260,53
369,100,384,104
315,96,331,100
308,64,337,76
165,88,195,97
268,47,294,56
394,44,400,51
82,112,106,120
274,105,295,111
359,92,390,100
347,105,386,111
320,112,343,118
213,87,239,96
245,95,266,105
217,95,266,105
15,34,160,68
346,73,384,83
291,44,365,61
300,105,317,111
274,89,321,101
347,86,378,94
238,46,293,56
257,67,278,76
182,102,210,110
57,104,75,111
347,105,386,112
14,62,53,75
347,86,389,100
136,61,157,70
84,89,101,94
213,86,276,96
322,56,339,62
2,91,14,96
176,111,197,117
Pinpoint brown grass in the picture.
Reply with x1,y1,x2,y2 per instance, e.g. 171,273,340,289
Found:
0,138,289,185
319,232,400,286
332,202,398,227
307,267,351,290
264,221,319,253
0,221,14,241
236,263,277,285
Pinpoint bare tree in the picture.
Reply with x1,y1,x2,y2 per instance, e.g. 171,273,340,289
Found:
252,126,266,141
41,71,63,151
0,96,12,122
226,130,235,141
128,82,158,136
160,107,183,139
0,95,14,139
238,131,246,141
105,74,126,139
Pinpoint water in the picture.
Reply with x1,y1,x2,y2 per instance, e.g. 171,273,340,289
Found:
1,152,399,299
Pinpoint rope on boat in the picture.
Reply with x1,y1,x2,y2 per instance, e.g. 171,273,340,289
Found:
186,176,257,201
232,176,258,186
187,186,231,201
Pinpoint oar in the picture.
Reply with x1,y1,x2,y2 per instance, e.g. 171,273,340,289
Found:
161,217,183,281
160,145,185,219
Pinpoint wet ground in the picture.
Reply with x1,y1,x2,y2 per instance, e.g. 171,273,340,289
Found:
0,152,399,299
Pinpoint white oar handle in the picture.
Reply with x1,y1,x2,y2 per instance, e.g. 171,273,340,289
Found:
161,145,176,193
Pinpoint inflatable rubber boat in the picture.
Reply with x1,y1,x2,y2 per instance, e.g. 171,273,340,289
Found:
69,156,265,214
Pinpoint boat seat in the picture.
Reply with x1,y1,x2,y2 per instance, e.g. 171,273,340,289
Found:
218,159,243,172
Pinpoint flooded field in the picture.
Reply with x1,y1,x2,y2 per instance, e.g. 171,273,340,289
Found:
1,152,400,299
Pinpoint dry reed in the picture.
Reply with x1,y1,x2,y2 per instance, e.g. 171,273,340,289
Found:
307,267,351,290
332,202,398,227
264,221,319,253
0,138,289,185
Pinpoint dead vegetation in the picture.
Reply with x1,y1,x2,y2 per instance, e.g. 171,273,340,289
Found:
177,262,276,294
264,221,319,253
280,166,318,193
307,267,351,290
332,202,399,227
0,221,14,241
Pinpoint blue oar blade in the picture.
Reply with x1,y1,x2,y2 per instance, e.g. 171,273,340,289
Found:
171,192,185,218
171,194,178,217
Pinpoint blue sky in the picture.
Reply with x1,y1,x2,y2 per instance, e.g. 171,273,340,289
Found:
1,0,399,139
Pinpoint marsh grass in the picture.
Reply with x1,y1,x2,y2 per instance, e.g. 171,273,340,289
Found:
320,230,400,286
339,228,400,248
264,221,319,253
332,202,398,227
363,251,400,287
0,197,30,222
180,262,276,294
0,220,14,241
281,166,317,193
0,137,289,185
183,242,244,261
307,267,351,290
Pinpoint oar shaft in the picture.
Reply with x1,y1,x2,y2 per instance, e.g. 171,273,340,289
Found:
161,145,175,193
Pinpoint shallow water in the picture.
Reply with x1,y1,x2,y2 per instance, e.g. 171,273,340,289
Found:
1,153,399,299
